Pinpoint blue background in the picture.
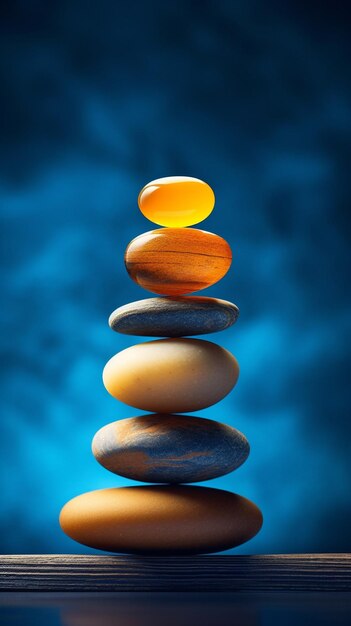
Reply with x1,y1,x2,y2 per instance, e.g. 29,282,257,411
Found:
1,0,350,555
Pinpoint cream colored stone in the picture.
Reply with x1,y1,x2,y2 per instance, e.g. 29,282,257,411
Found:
102,338,239,413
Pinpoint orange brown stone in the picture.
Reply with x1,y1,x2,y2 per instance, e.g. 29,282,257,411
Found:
59,486,263,555
124,228,232,295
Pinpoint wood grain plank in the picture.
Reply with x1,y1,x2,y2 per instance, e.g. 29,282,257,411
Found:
0,554,350,592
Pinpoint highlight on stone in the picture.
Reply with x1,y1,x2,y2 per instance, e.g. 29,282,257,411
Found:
60,176,263,555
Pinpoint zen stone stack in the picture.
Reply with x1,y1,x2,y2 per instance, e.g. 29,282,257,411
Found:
60,176,263,554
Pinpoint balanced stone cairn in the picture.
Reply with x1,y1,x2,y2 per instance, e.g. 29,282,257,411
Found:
60,176,263,554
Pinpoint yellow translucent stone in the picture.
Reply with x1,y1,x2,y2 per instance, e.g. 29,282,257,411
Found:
138,176,215,227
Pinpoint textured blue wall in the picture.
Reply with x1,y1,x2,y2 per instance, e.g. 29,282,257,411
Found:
1,0,350,554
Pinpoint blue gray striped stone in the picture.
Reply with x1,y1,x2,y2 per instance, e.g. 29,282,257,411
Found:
92,414,249,484
108,296,239,337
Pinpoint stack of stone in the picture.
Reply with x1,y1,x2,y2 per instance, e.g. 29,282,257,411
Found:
60,177,263,555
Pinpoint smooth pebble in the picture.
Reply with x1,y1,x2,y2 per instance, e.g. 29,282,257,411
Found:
92,413,249,483
60,486,263,554
124,228,232,296
102,338,239,413
138,176,215,227
109,296,239,337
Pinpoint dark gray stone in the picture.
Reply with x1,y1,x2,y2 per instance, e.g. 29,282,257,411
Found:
108,296,239,337
92,413,249,484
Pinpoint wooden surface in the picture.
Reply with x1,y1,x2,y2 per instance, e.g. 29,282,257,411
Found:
0,554,350,592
